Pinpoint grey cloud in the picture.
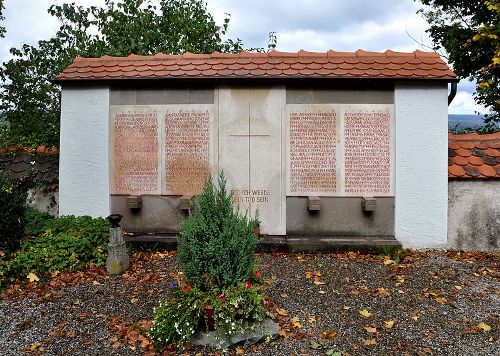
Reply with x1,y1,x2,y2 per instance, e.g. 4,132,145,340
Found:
217,0,420,48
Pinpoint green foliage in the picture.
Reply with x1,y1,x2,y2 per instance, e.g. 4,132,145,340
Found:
0,0,5,38
416,0,500,129
0,0,244,148
151,284,205,349
0,171,26,253
1,214,109,285
150,280,267,350
24,208,54,237
382,246,408,264
177,172,259,290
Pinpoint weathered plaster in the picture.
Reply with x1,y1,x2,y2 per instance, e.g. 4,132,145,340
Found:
59,86,110,217
448,180,499,251
394,84,448,248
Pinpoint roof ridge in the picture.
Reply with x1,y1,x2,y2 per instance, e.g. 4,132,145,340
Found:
72,49,444,62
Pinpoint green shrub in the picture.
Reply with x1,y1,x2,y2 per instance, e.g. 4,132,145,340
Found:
24,207,54,237
8,215,109,278
177,172,259,290
0,171,27,253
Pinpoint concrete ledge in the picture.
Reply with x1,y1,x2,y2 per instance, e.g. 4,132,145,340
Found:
124,233,401,253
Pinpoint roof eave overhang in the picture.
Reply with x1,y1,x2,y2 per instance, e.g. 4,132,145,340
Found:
52,76,459,86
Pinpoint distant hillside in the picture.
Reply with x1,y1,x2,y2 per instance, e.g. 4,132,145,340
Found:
448,114,486,130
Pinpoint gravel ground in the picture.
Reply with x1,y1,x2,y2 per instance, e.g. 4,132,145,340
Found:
0,250,498,355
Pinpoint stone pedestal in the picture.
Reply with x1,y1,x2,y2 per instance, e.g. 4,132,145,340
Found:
106,226,129,275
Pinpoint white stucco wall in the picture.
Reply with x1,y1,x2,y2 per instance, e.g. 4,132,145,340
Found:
59,86,110,217
394,84,448,248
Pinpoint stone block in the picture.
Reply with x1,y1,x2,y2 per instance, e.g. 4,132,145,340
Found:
126,195,142,209
307,196,321,211
179,196,193,211
106,227,129,275
362,197,376,212
191,318,279,349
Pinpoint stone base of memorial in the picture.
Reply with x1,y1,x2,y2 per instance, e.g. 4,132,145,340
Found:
191,318,279,349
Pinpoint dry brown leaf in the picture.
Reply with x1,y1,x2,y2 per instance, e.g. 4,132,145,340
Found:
235,347,245,354
476,322,491,332
410,309,420,321
290,316,302,329
321,330,337,339
30,342,42,351
364,338,377,346
364,326,377,333
27,273,39,283
384,320,396,329
435,297,447,303
276,308,288,316
359,309,372,318
111,342,122,349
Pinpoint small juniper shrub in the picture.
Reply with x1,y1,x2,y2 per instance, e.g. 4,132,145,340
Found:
177,171,259,290
151,172,267,350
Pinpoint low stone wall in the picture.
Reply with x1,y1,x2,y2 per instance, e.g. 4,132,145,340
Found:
448,180,499,251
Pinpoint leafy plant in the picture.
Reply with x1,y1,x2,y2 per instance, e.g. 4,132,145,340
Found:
1,215,109,285
177,172,259,290
0,171,27,253
150,278,267,350
382,246,408,264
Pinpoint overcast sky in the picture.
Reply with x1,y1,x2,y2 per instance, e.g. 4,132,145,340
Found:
0,0,487,115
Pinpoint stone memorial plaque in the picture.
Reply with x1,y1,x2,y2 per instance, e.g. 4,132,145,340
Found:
343,106,393,196
287,106,339,196
163,105,215,195
110,106,161,195
218,87,286,235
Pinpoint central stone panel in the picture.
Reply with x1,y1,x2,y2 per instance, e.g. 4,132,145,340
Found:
218,87,286,235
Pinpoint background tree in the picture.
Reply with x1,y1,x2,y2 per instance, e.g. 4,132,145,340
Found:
0,0,244,147
0,0,5,38
416,0,499,130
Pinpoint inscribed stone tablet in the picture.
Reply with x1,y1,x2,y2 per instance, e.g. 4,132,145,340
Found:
344,110,393,195
163,108,212,195
111,108,160,195
288,108,338,195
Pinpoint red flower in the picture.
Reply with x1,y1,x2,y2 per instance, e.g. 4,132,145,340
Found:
245,281,252,289
254,270,261,278
183,283,190,292
218,292,227,301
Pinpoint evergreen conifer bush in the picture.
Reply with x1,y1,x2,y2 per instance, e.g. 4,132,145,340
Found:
177,172,259,290
151,172,268,350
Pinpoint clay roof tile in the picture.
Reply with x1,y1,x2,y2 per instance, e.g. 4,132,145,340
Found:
56,49,457,83
448,132,500,179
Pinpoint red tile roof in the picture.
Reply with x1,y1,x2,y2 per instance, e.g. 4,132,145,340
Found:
54,50,457,82
448,132,500,179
